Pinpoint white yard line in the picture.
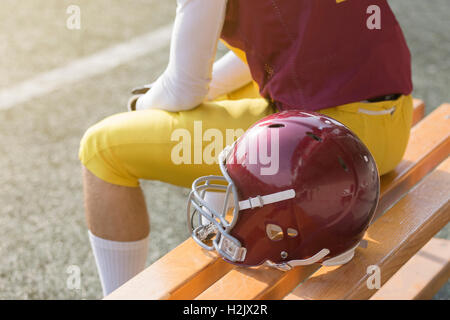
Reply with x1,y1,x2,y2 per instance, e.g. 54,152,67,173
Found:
0,24,173,110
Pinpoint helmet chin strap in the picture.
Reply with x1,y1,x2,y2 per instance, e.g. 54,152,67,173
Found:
288,248,330,267
267,240,367,271
266,248,331,271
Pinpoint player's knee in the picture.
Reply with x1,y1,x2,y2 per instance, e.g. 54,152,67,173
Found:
78,118,140,187
79,120,110,167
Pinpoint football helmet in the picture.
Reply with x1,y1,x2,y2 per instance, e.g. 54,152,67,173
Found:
187,110,379,270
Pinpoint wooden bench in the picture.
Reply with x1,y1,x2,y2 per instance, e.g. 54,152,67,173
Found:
106,99,450,300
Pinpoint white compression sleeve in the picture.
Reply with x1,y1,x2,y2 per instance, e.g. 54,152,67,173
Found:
136,0,228,112
206,50,253,101
88,231,149,297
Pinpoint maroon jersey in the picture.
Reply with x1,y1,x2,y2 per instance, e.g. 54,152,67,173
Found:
221,0,413,111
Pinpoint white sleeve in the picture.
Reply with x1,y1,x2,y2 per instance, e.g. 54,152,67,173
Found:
206,50,253,101
136,0,228,112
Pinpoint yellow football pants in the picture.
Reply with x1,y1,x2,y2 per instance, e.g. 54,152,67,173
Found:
79,82,413,188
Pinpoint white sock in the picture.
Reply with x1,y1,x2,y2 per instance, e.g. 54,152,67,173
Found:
88,230,149,297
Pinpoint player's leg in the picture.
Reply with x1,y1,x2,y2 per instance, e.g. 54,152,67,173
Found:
79,92,273,296
320,94,413,175
82,168,150,296
82,167,149,242
81,80,262,239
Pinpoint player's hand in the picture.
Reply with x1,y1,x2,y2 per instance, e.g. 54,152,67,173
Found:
127,95,142,111
131,83,153,95
127,83,153,111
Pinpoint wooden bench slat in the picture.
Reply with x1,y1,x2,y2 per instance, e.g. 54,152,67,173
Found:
194,103,449,300
375,103,450,219
412,99,425,126
105,238,233,300
284,157,450,300
195,264,320,300
370,238,450,300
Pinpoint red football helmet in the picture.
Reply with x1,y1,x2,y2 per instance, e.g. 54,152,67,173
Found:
187,110,379,270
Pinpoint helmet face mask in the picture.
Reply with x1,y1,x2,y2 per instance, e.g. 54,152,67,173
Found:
187,172,246,263
187,143,297,264
187,142,244,262
187,111,380,270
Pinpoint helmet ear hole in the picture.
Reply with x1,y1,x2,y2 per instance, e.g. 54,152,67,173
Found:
287,228,298,238
306,132,322,141
268,123,285,128
338,156,349,172
266,224,284,241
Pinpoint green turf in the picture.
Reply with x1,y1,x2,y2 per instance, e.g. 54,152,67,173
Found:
0,0,448,299
390,0,450,113
0,0,176,88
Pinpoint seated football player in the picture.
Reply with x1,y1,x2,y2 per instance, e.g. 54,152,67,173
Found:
79,0,413,296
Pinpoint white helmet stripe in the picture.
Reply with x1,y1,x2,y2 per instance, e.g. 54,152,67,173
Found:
238,189,296,210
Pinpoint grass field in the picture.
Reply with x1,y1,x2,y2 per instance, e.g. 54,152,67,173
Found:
0,0,448,299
